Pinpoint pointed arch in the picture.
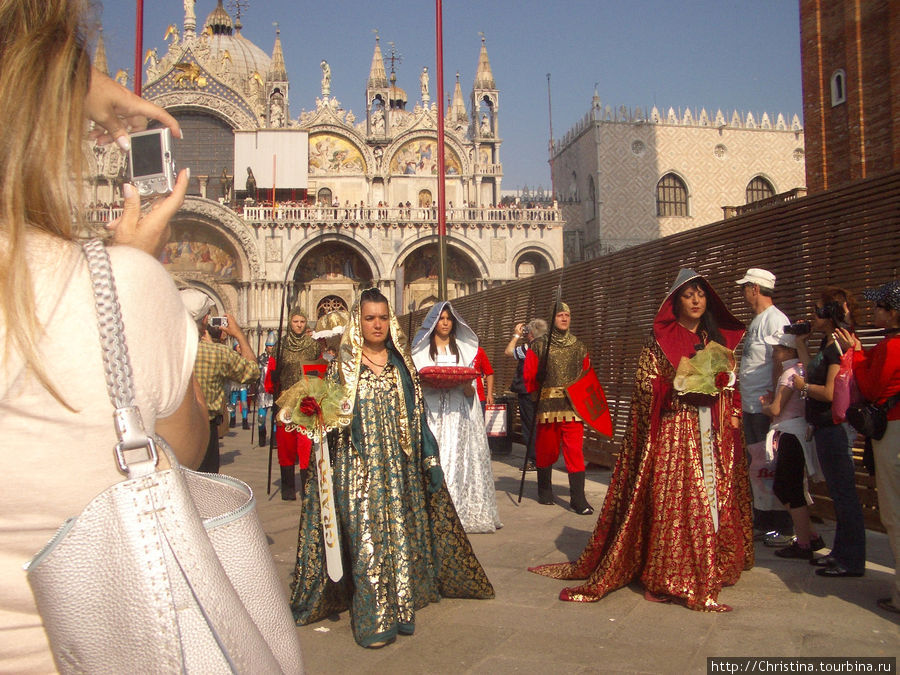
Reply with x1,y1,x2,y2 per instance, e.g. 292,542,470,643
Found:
656,172,689,217
746,175,775,204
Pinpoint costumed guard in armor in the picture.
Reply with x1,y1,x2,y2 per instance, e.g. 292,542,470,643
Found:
257,331,276,447
271,308,320,500
288,289,493,648
524,301,594,515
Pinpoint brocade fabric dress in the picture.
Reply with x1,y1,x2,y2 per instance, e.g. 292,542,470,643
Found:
289,297,493,647
529,269,754,611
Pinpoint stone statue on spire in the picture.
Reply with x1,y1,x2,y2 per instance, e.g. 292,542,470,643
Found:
183,0,196,37
420,67,430,104
320,60,331,97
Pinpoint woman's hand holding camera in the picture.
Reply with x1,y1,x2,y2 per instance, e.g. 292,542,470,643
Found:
109,168,190,258
87,67,188,258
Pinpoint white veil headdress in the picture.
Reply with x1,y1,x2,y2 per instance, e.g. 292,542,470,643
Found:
410,300,478,371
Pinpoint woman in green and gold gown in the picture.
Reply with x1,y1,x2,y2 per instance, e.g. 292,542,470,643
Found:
289,289,493,648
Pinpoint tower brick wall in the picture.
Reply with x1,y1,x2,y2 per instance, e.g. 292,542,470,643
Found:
800,0,899,192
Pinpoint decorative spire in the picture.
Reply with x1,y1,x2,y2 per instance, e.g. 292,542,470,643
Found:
268,24,287,81
450,72,467,123
228,0,249,32
184,0,196,38
367,34,388,89
205,0,234,36
93,28,108,76
473,33,495,90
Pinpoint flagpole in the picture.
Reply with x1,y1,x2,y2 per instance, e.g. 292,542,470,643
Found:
133,0,144,94
435,0,447,301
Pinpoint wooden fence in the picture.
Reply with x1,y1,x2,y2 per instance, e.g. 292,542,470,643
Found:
399,169,900,530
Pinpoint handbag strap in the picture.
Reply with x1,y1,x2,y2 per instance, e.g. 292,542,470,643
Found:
82,239,159,476
880,390,900,411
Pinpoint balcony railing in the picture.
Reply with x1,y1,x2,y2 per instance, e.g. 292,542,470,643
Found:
722,187,808,219
473,163,503,176
85,203,561,227
240,204,560,225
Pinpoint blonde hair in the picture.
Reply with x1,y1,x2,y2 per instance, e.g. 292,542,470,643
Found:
0,0,93,394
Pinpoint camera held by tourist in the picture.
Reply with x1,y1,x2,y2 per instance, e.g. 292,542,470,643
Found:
183,290,260,474
0,3,207,666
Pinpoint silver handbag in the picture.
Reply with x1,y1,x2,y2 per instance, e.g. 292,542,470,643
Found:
25,239,304,674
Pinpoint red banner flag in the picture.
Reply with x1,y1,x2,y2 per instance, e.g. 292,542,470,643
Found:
565,368,613,438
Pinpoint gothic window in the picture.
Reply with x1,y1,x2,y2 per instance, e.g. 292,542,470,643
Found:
656,173,688,217
586,175,596,219
316,187,332,205
746,176,774,204
316,295,348,317
830,69,846,106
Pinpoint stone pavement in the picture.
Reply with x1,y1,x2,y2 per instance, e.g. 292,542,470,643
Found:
218,426,899,674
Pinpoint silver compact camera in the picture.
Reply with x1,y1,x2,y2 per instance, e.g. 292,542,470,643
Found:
127,128,176,197
208,316,228,328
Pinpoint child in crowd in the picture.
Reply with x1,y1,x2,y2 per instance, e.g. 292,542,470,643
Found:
761,332,825,559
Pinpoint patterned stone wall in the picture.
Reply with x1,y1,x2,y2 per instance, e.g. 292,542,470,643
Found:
552,104,806,257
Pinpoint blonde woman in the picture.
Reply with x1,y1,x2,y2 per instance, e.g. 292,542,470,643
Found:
0,1,206,670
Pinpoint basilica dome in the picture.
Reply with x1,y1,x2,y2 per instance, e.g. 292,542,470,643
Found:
202,0,270,81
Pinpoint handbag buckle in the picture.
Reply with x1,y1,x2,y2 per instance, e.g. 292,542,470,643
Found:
115,436,159,474
113,406,158,472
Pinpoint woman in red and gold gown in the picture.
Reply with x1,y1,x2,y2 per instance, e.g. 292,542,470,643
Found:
529,269,754,611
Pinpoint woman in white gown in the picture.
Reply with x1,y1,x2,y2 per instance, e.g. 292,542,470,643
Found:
412,302,502,533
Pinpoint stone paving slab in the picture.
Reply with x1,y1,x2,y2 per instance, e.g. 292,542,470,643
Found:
218,427,899,673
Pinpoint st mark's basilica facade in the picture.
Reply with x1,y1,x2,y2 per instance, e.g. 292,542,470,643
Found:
88,0,564,331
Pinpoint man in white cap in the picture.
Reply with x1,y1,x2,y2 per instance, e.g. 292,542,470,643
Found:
736,268,794,544
180,288,259,473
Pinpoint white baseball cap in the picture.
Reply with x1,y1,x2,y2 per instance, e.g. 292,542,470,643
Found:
736,268,776,290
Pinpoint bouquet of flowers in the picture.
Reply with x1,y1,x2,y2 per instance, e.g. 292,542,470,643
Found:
276,375,351,439
672,341,737,397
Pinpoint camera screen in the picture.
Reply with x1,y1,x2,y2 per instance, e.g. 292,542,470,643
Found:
131,133,163,177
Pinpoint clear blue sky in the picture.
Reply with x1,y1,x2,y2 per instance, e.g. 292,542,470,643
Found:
97,0,803,191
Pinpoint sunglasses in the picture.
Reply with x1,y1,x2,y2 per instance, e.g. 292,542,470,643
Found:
876,302,892,310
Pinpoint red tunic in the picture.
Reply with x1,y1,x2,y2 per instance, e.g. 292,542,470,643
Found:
851,335,900,421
